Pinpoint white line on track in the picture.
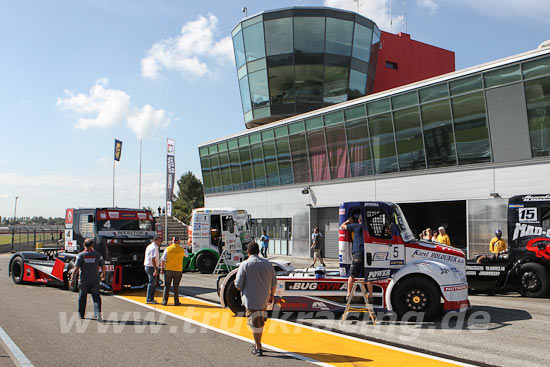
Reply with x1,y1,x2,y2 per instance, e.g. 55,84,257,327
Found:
117,293,478,367
0,325,34,367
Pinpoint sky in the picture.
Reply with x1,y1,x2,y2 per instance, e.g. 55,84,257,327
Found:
0,0,549,219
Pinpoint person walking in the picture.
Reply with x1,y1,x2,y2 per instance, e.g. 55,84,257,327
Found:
436,226,451,246
340,215,374,304
144,236,162,304
235,242,277,357
160,236,186,306
260,230,269,258
70,238,106,320
310,227,325,267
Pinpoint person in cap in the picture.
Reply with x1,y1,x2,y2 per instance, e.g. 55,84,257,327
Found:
160,236,186,306
435,226,451,246
71,238,106,320
235,242,277,357
490,229,507,255
144,236,162,304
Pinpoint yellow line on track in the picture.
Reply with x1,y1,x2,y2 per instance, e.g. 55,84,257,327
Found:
119,291,468,367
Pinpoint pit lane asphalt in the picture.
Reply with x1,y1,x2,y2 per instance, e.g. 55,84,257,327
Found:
0,255,309,367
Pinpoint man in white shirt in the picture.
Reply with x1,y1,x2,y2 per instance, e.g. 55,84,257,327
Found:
144,236,161,304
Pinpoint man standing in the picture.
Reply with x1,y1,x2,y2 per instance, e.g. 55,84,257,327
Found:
160,236,186,306
340,215,373,303
310,227,325,267
144,236,161,304
71,238,106,320
436,226,451,246
235,242,277,357
260,230,269,258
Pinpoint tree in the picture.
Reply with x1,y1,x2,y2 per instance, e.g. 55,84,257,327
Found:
172,171,204,224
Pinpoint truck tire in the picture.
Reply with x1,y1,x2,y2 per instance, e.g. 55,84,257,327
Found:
67,261,79,292
224,274,245,314
519,263,549,298
10,257,24,284
391,276,442,321
196,251,217,274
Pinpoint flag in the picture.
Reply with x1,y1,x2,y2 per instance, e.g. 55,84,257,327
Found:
166,138,176,207
114,139,123,161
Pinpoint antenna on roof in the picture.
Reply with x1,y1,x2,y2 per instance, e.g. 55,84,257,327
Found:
390,0,393,33
242,6,248,18
403,0,407,33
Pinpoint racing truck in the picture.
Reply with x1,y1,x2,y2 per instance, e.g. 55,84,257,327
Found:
8,207,156,291
467,194,550,297
184,208,252,273
218,201,469,320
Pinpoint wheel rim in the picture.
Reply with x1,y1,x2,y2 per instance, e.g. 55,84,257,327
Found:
521,271,541,292
404,288,429,312
12,262,21,281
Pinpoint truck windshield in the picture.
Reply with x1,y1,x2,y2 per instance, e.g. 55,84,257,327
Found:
391,204,415,242
98,220,153,231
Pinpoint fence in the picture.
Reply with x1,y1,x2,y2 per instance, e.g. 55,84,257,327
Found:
0,225,65,253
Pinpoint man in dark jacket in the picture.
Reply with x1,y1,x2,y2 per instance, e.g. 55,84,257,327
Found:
71,238,106,320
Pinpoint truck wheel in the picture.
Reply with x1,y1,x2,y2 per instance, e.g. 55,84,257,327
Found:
391,277,442,321
67,261,79,292
519,263,549,298
196,251,217,274
10,257,24,284
224,274,245,314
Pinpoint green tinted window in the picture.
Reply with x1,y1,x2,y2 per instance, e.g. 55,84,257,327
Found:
419,83,448,103
451,91,491,165
238,136,249,147
229,149,242,191
233,30,246,68
307,129,330,181
247,58,266,73
367,98,390,115
294,17,325,53
199,147,209,157
450,74,482,96
325,123,350,179
274,125,288,138
275,137,293,185
324,111,344,126
483,65,521,88
208,145,218,154
289,120,305,134
349,69,367,99
202,172,213,194
265,17,293,56
289,132,311,183
421,99,456,168
228,139,238,150
352,23,373,62
368,113,397,174
306,116,324,130
391,91,418,109
344,105,366,121
268,66,295,104
250,133,261,144
243,21,265,62
218,142,228,152
250,144,266,188
346,115,373,176
324,66,349,103
393,107,426,171
261,129,274,141
263,140,279,186
325,18,353,56
522,56,550,80
239,146,254,189
525,76,550,157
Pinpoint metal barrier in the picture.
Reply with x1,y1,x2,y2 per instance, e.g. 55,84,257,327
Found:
0,226,64,253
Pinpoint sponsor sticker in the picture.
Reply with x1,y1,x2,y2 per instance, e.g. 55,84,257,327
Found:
285,282,346,291
373,252,388,261
367,269,391,280
339,208,346,215
105,265,115,272
108,211,120,219
390,259,404,266
443,284,468,292
312,301,330,311
99,212,107,219
65,209,74,226
137,212,147,220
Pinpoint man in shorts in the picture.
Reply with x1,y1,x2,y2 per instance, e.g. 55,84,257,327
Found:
340,214,374,303
235,242,277,356
310,227,325,267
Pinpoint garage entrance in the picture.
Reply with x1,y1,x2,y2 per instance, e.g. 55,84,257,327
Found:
399,200,467,250
315,207,340,259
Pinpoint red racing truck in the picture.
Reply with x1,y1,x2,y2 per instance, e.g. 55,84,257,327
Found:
219,201,470,320
8,207,156,291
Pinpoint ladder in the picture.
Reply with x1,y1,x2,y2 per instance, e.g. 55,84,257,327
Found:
213,249,232,275
341,281,376,325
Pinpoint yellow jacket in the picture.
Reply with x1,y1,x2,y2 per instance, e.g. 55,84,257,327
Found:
490,237,507,254
436,234,451,246
162,244,186,272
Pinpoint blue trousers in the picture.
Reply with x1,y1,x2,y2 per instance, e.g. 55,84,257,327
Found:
145,266,157,302
78,282,101,317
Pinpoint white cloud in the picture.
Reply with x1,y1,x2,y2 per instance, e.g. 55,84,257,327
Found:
141,14,234,80
127,105,170,139
0,193,9,199
57,78,170,139
56,78,130,130
324,0,405,32
417,0,438,14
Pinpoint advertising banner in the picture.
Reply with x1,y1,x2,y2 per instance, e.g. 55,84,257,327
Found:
166,138,175,206
114,139,123,161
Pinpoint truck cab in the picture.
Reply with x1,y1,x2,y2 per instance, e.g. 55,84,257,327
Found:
186,208,252,273
467,195,550,297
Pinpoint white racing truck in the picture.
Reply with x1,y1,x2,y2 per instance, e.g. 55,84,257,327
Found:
218,201,470,320
184,208,252,273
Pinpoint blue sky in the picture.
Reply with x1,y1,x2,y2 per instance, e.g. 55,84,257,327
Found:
0,0,548,218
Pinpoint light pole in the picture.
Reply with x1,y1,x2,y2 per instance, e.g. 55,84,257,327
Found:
13,196,19,225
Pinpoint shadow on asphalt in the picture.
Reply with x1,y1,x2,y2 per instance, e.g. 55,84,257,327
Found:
180,286,218,297
266,351,372,364
99,320,167,326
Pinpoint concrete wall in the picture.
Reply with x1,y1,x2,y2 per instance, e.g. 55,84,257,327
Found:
205,161,550,258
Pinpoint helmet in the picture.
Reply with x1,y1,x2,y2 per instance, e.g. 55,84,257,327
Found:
495,229,502,236
314,266,326,279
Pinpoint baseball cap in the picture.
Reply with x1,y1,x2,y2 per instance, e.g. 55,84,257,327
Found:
172,236,180,242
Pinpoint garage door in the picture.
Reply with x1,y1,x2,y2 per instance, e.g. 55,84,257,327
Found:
316,207,340,259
